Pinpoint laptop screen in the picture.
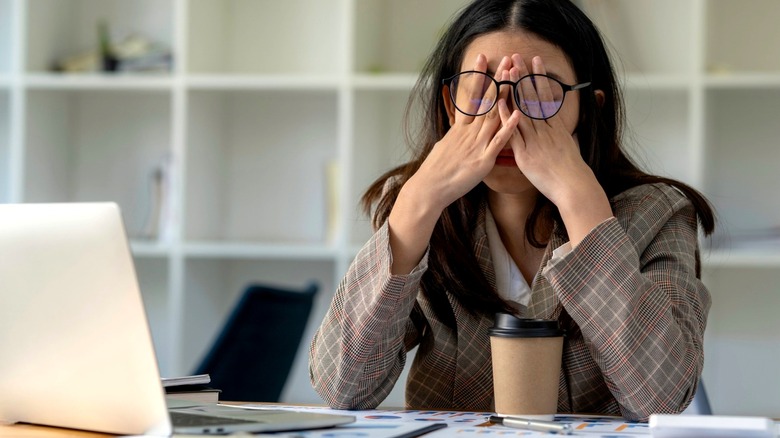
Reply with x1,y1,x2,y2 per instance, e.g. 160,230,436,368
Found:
0,203,171,435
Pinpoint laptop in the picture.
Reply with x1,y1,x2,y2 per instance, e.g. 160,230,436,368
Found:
0,202,354,436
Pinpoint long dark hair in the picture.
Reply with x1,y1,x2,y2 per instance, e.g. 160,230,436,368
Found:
361,0,715,327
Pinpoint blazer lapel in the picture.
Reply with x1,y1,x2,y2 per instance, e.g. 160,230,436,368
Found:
526,224,566,320
446,202,496,410
473,202,496,293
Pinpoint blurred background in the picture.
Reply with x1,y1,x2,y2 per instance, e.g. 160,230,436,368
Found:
0,0,778,415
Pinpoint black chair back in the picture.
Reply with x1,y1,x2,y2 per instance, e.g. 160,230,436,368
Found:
194,282,318,402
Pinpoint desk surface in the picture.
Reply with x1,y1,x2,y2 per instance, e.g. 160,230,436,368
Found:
4,406,778,438
0,406,640,438
0,423,112,437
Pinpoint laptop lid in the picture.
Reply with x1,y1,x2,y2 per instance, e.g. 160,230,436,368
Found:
0,203,171,435
0,203,354,436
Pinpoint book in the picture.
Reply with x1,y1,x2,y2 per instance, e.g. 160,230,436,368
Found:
161,374,220,403
161,373,211,388
165,387,221,403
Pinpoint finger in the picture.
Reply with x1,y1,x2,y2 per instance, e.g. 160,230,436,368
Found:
497,97,514,125
477,97,512,151
488,103,523,156
483,68,511,124
512,54,541,119
476,56,511,118
508,65,520,112
495,55,512,80
512,53,531,77
516,95,537,139
479,58,511,131
455,54,489,125
531,56,560,121
494,57,513,109
498,99,524,141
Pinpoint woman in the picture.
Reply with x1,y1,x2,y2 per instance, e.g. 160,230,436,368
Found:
309,0,714,421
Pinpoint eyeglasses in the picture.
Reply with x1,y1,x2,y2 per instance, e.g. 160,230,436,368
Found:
442,71,591,120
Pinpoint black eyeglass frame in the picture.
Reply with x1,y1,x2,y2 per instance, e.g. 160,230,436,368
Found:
442,71,592,120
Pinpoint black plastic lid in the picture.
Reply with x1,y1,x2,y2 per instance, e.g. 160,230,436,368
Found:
488,313,564,338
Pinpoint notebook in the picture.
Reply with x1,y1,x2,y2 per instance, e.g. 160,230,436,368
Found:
0,202,354,436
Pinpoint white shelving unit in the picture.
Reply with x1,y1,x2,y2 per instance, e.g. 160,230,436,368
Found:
583,0,780,418
0,0,777,415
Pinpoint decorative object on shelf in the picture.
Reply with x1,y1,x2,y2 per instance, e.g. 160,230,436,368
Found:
111,35,173,73
54,19,172,73
140,154,172,241
98,20,119,72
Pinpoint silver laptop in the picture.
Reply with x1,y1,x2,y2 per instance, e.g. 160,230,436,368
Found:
0,202,354,436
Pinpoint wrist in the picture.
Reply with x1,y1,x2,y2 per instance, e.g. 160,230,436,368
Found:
399,175,449,218
556,184,613,248
387,181,444,275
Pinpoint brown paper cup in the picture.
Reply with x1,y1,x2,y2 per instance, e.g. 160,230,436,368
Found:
489,315,564,419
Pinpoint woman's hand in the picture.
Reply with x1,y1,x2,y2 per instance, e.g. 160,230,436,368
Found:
387,54,521,274
406,54,522,213
498,54,613,247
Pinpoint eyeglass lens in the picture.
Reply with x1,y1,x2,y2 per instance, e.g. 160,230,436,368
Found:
450,72,566,119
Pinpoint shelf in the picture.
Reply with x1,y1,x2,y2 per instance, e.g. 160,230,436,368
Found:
351,73,419,90
623,73,690,91
183,242,338,260
704,73,780,89
130,239,173,257
26,0,174,73
24,73,173,90
186,74,340,91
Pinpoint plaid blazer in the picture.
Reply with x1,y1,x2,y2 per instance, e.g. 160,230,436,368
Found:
309,183,710,421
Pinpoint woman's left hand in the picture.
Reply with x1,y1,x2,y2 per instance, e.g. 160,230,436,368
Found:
498,54,613,246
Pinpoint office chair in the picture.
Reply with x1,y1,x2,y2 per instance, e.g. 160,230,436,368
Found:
685,379,713,415
193,282,319,402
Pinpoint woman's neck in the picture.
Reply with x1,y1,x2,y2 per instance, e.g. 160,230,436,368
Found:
487,190,538,236
487,190,549,283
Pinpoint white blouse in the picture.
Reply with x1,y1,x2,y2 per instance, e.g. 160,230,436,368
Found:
485,207,572,311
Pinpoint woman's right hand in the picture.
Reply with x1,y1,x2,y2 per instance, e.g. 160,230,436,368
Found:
386,54,520,275
407,54,521,212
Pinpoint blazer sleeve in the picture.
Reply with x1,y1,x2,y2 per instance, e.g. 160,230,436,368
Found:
309,221,428,409
542,185,711,421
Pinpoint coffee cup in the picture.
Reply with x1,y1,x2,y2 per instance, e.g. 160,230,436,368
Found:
488,313,564,419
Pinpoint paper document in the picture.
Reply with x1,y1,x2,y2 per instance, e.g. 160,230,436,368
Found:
240,406,656,437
